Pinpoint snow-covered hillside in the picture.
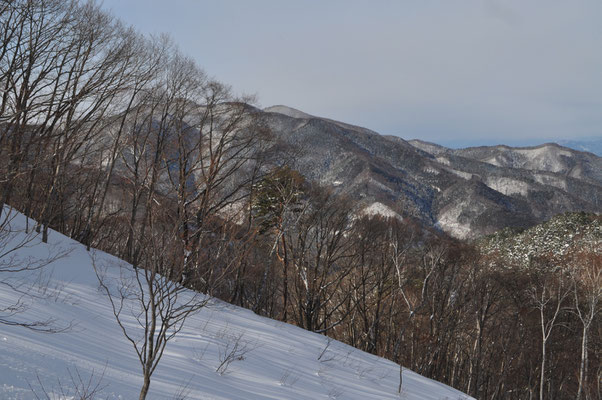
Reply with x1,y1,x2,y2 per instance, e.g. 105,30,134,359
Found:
361,202,403,220
0,209,472,400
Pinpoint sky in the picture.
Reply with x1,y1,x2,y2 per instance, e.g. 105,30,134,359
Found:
101,0,602,147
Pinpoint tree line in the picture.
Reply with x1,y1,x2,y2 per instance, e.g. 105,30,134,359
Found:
1,1,599,399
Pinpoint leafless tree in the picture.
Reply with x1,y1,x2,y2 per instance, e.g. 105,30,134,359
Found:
215,330,256,375
527,262,570,400
569,247,601,400
86,32,269,398
29,365,107,400
286,187,356,333
93,231,210,400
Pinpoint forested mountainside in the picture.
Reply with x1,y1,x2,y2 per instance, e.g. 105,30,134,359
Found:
480,212,601,265
262,106,601,239
0,1,600,399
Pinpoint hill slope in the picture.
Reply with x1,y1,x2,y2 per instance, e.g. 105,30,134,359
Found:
479,211,602,267
0,209,472,400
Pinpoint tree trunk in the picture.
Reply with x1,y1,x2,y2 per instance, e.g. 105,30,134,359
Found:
576,326,588,400
139,374,151,400
280,233,288,321
540,336,546,400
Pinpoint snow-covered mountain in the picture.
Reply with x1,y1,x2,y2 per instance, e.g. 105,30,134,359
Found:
0,209,472,400
262,105,601,239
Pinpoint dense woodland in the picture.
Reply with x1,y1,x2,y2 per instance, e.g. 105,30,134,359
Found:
1,1,600,399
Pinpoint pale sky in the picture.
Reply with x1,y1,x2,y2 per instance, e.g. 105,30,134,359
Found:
101,0,602,147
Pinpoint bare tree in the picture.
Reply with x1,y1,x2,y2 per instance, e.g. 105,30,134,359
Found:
29,365,107,400
569,247,601,400
287,187,356,333
0,0,138,243
344,216,395,355
527,262,570,400
93,230,209,400
88,37,269,399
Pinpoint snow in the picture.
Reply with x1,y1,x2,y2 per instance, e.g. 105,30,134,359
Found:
435,156,451,166
0,208,472,400
444,168,473,181
364,178,396,195
533,173,568,191
361,202,403,220
484,177,530,197
422,166,440,175
436,204,473,240
515,145,571,159
483,145,574,174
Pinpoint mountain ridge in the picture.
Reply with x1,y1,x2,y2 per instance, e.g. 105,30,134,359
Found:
261,105,601,239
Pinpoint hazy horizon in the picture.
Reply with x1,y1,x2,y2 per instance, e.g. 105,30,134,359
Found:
101,0,602,148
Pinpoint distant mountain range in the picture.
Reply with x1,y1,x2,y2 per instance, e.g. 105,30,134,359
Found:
262,105,602,239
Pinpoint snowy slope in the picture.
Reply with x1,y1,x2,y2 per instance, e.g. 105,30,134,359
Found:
0,209,473,400
264,105,314,120
361,202,403,220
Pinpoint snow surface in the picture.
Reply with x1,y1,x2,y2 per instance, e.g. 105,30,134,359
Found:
483,145,574,174
444,168,473,181
0,209,472,400
436,204,473,240
533,173,568,191
361,202,403,220
483,177,529,197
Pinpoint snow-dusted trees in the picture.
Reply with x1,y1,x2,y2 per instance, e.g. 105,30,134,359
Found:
280,212,600,399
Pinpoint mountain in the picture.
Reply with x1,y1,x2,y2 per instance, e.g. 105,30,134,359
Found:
0,208,472,400
423,141,602,184
262,105,602,239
